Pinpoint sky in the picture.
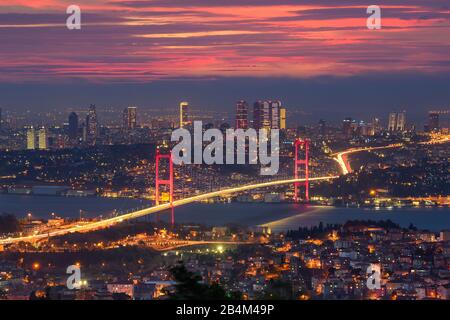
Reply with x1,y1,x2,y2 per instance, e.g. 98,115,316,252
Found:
0,0,450,121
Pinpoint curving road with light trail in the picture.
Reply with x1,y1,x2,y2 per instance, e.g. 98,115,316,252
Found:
0,176,338,245
332,143,402,174
332,134,450,174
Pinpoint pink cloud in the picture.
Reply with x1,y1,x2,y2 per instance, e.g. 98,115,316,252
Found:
0,1,449,82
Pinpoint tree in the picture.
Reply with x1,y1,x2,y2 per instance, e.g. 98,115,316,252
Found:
167,262,241,300
257,280,294,300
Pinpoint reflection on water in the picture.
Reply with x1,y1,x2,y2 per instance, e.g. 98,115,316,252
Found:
0,194,148,219
261,206,450,232
1,194,449,232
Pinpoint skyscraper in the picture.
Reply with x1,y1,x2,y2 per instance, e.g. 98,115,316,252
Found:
388,112,396,131
235,100,248,129
123,106,137,130
38,127,47,150
179,102,190,128
27,127,35,150
388,111,406,131
270,101,281,130
86,104,98,143
342,117,355,137
68,112,78,140
396,111,406,131
253,100,271,130
279,107,286,130
367,118,380,136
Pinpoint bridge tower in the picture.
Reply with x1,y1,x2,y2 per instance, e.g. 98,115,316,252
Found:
294,139,309,202
155,148,174,225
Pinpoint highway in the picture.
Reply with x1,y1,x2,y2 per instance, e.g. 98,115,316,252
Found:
0,175,338,245
332,143,402,174
148,240,257,251
332,134,450,174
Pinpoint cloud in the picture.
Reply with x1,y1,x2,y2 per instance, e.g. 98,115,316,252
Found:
0,0,449,82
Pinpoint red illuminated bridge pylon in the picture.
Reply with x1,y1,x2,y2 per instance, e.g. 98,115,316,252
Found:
155,148,174,225
294,139,309,203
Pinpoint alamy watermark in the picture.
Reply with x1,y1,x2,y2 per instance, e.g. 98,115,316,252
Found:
366,263,381,289
66,264,81,289
66,5,81,30
367,5,382,30
171,121,280,175
64,5,379,31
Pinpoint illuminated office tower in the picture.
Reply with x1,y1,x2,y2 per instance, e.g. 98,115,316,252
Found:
253,100,271,130
369,117,381,136
85,104,98,142
179,102,190,128
235,100,248,129
342,117,355,137
38,127,47,150
254,100,282,130
123,106,137,130
269,101,281,130
68,112,78,140
357,121,369,136
388,111,406,131
396,111,406,131
27,127,35,150
279,107,286,129
388,112,396,131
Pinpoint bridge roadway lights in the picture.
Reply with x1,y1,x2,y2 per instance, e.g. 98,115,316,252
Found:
155,149,174,225
294,139,309,203
0,176,339,245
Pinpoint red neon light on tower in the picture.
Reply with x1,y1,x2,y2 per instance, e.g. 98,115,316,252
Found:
294,139,309,202
155,148,174,225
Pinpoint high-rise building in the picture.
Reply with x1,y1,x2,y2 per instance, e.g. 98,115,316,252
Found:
279,107,286,130
270,101,281,130
38,127,47,150
342,117,355,137
396,111,406,131
179,102,190,128
123,106,137,130
68,112,78,140
253,101,270,130
427,111,440,132
356,121,369,136
27,127,35,150
388,111,406,131
253,100,283,130
369,117,381,136
86,104,98,143
388,113,396,131
235,100,248,129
